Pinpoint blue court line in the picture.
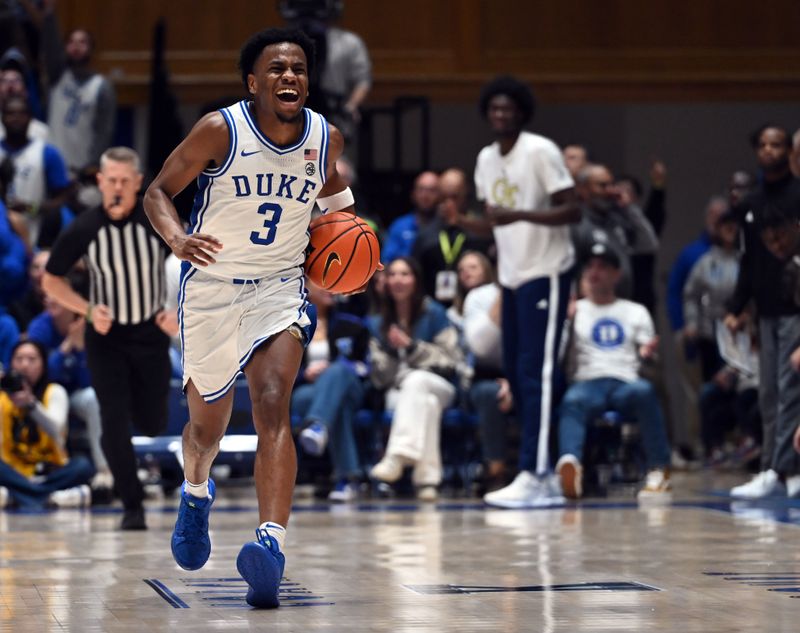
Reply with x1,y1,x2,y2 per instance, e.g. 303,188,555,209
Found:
144,579,190,608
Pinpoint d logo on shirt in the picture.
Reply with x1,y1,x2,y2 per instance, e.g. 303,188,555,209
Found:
592,318,625,348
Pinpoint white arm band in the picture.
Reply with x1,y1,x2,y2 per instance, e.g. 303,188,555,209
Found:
316,187,355,214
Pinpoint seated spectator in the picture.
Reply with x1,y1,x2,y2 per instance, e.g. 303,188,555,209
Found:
0,161,29,310
413,168,491,306
572,163,659,300
682,209,740,381
0,95,73,248
292,281,369,502
381,171,440,263
0,340,94,509
0,66,49,141
556,244,672,501
368,257,462,500
9,248,48,331
449,251,512,492
699,356,761,466
27,292,111,493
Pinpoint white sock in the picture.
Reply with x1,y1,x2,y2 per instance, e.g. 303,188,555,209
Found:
259,521,286,550
185,479,209,499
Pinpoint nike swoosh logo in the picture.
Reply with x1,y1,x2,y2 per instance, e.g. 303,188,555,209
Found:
280,277,291,283
322,252,341,284
240,149,260,157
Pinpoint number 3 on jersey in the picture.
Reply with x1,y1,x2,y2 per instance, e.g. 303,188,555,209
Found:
250,202,283,246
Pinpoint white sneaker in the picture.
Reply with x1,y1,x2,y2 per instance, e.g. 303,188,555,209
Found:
50,484,92,508
0,485,8,508
637,469,672,503
299,422,329,457
556,454,583,499
786,475,800,498
730,469,784,499
483,471,560,508
370,454,407,483
328,481,358,502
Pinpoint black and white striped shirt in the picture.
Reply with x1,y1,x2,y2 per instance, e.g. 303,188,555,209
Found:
46,201,170,326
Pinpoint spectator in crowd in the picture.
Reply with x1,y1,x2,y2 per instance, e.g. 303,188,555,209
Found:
0,95,72,248
0,159,28,312
470,76,579,508
562,143,588,179
682,210,740,381
413,168,491,306
791,128,800,178
0,66,49,141
42,147,172,530
725,125,800,500
572,163,659,301
667,184,750,335
699,350,761,467
282,0,371,145
41,7,115,173
368,257,462,501
615,159,668,313
0,339,94,509
449,251,513,492
381,171,440,263
27,291,112,494
556,244,671,501
8,248,47,331
292,281,370,502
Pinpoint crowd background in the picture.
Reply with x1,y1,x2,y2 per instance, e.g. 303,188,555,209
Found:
1,0,799,509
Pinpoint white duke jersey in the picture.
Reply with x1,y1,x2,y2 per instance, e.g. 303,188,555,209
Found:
571,298,655,384
474,131,574,288
189,101,330,280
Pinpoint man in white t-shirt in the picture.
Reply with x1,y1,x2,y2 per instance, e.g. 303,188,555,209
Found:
556,244,672,502
472,76,580,508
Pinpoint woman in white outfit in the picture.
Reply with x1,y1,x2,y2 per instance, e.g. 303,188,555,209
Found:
368,257,463,500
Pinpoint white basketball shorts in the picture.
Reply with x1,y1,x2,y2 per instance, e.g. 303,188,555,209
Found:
178,263,313,402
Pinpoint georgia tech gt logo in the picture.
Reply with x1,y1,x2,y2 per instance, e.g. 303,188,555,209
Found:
492,177,519,208
322,252,341,284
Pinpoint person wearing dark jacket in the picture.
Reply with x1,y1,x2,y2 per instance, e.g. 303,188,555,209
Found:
725,124,800,500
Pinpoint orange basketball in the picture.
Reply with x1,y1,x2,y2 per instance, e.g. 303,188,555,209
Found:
305,212,381,293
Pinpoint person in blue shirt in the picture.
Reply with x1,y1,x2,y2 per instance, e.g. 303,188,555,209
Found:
381,171,440,263
667,176,751,333
27,290,111,491
0,199,28,311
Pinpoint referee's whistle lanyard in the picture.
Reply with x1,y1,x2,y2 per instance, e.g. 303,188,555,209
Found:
439,231,466,269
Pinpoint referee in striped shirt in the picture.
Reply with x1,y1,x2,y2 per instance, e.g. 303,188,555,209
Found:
42,147,173,530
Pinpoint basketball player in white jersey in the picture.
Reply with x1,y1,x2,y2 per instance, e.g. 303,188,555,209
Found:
144,28,363,608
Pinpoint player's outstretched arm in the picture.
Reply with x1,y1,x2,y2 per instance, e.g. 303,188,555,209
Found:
316,124,355,215
144,112,229,267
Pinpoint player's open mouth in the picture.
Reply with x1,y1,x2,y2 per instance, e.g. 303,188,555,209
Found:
276,89,300,103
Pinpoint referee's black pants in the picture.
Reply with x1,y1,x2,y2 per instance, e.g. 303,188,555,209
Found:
86,320,171,510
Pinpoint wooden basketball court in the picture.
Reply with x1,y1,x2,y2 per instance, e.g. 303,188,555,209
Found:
1,471,798,632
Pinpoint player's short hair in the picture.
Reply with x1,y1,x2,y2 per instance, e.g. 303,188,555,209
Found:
238,28,316,91
749,123,792,150
100,146,142,173
479,75,536,125
758,203,797,232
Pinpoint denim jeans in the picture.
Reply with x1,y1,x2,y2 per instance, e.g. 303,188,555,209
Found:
0,455,95,509
469,379,509,463
291,360,365,479
558,378,671,469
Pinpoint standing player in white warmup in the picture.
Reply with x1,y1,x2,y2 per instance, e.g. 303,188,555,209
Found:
144,28,360,608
